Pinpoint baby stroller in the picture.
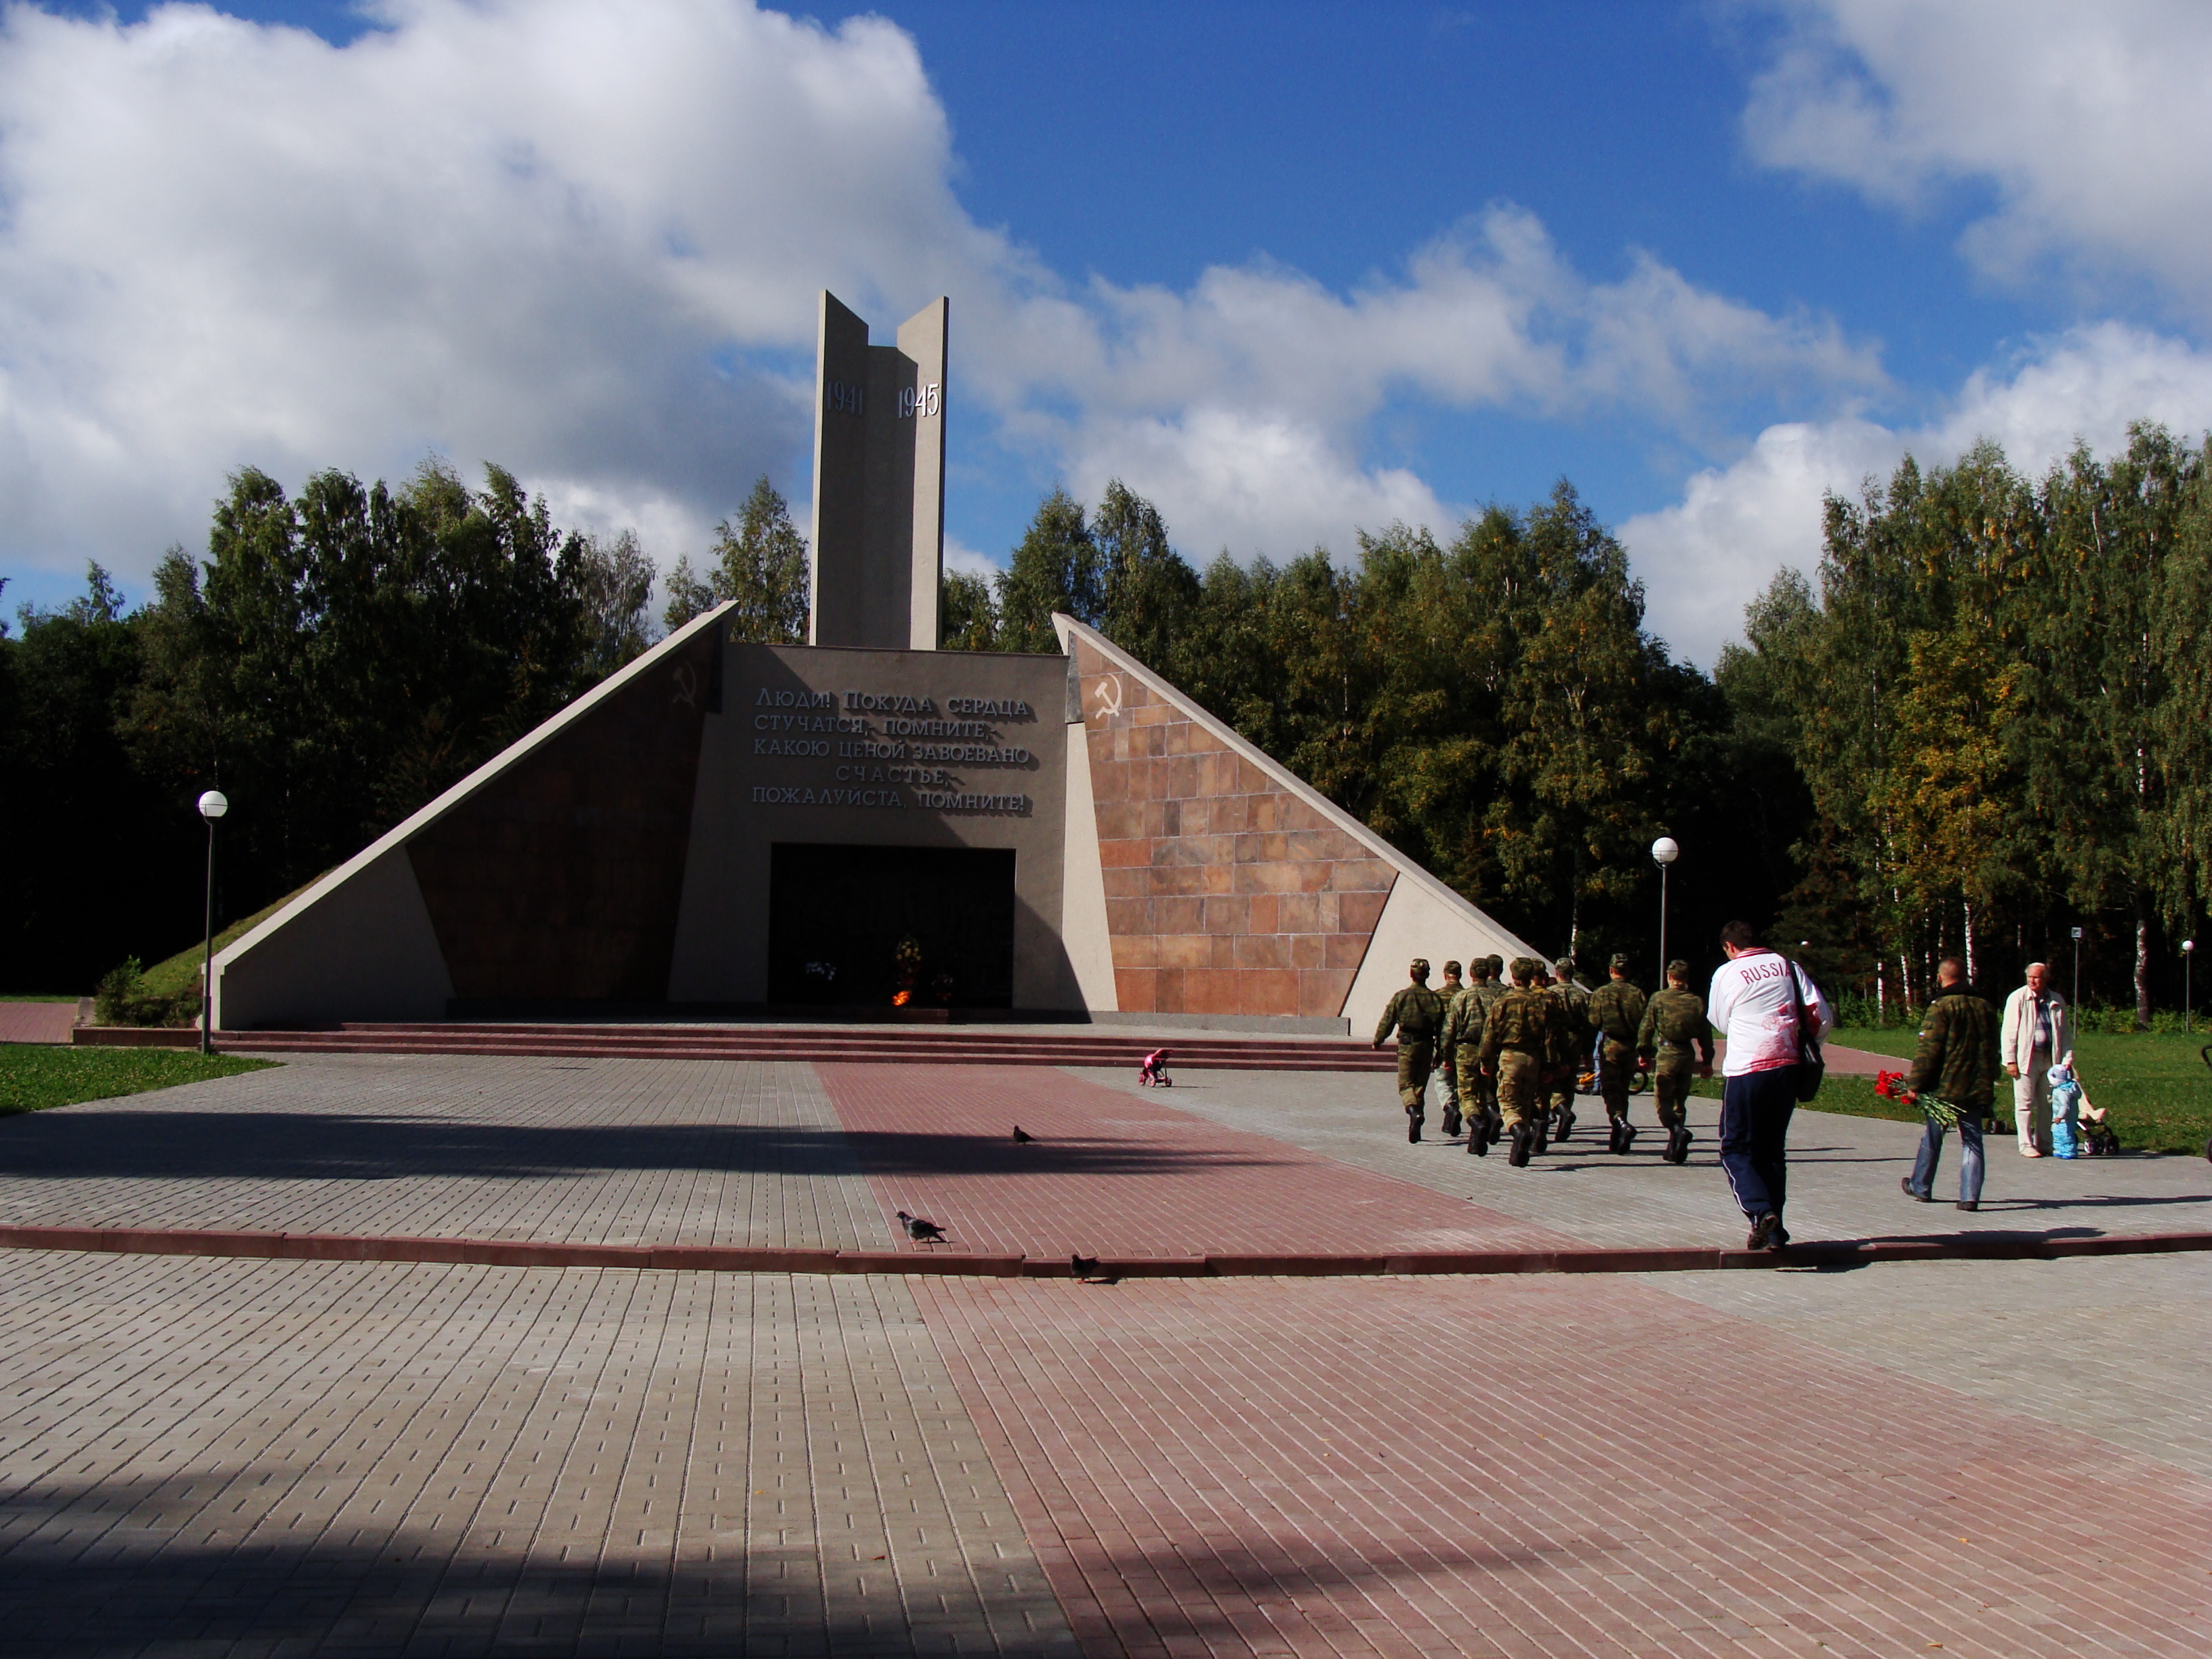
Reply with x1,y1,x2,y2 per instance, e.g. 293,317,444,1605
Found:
1139,1048,1172,1088
2047,1065,2118,1159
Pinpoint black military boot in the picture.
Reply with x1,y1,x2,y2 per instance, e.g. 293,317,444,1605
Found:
1485,1104,1504,1145
1406,1105,1423,1144
1665,1125,1691,1164
1441,1105,1462,1139
1467,1113,1490,1155
1507,1122,1532,1167
1554,1104,1576,1143
1616,1119,1637,1154
1532,1115,1549,1155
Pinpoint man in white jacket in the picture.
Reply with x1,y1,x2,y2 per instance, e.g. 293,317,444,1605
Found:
1999,962,2072,1158
1708,920,1834,1251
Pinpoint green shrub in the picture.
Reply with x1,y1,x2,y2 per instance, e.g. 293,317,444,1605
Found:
92,957,199,1028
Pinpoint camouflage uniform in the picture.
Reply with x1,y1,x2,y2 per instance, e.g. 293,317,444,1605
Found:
1585,955,1649,1145
1443,962,1497,1152
1544,959,1592,1136
1635,960,1713,1160
1434,964,1465,1135
1467,958,1507,1132
1477,959,1559,1164
1374,964,1448,1141
1903,985,2003,1205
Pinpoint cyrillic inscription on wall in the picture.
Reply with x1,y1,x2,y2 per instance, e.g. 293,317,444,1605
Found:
744,685,1037,814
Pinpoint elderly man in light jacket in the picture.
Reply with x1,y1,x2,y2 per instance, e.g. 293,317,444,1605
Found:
2000,962,2074,1158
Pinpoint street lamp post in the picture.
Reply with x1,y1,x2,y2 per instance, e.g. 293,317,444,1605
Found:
2186,939,2196,1035
197,790,228,1056
2070,925,2084,1016
1652,837,1679,985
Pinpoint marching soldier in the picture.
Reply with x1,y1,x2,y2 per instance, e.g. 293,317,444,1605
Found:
1443,956,1492,1153
1470,956,1508,1147
1635,959,1714,1164
1544,957,1592,1143
1586,954,1650,1154
1478,958,1561,1167
1373,958,1447,1143
1435,960,1466,1136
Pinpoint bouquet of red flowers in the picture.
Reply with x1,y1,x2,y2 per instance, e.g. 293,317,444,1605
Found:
1875,1067,1960,1129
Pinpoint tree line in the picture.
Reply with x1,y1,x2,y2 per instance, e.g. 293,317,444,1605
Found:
6,426,2206,1023
0,459,800,992
1721,422,2212,1023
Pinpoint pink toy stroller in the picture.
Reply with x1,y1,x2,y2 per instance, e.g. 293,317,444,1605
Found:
1139,1048,1173,1087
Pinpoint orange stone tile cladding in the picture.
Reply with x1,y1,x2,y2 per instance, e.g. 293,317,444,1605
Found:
1076,641,1394,1018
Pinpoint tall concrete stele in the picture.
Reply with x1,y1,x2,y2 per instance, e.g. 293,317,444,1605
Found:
811,292,947,651
206,288,1542,1037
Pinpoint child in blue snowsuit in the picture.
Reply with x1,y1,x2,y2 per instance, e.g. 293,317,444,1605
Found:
2047,1064,2105,1158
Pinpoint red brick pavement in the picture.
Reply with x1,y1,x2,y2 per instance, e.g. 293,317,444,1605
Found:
918,1273,2212,1659
814,1062,1578,1261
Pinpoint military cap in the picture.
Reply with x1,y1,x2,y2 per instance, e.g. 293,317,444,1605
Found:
1609,952,1631,972
1408,958,1430,977
1666,958,1690,979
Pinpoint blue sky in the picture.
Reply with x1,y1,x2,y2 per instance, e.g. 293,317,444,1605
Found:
6,1,2211,661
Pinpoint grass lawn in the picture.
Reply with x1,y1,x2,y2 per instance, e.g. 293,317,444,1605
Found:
1689,1025,2212,1155
0,1044,277,1115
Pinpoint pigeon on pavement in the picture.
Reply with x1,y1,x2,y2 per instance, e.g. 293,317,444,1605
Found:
1012,1126,1034,1143
1071,1253,1118,1285
897,1211,948,1244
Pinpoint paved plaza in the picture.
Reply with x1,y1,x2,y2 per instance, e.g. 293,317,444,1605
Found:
0,1053,2206,1656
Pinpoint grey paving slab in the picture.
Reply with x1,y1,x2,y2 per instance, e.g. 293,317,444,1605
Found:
0,1252,1074,1658
1064,1065,2212,1250
0,1056,893,1250
1654,1252,2212,1481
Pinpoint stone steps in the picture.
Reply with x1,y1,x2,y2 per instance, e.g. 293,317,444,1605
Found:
216,1021,1399,1071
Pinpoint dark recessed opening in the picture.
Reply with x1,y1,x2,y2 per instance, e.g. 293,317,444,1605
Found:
767,843,1017,1008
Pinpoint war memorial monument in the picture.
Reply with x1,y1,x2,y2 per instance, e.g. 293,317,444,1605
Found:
209,293,1538,1036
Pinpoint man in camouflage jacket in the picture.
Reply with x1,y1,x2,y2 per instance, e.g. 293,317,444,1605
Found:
1374,958,1448,1143
1445,956,1505,1154
1478,958,1560,1167
1434,960,1466,1136
1636,959,1713,1164
1585,954,1648,1153
1900,956,2003,1210
1544,958,1592,1141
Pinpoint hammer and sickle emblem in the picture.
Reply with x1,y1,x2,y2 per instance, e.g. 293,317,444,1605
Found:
1090,673,1124,721
672,663,699,710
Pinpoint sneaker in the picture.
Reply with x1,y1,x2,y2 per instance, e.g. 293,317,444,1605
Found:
1745,1212,1780,1250
1901,1176,1929,1203
1957,1200,1979,1211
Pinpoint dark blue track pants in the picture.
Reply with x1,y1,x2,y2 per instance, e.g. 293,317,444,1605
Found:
1719,1065,1801,1222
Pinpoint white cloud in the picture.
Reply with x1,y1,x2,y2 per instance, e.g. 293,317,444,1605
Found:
941,537,999,580
1622,322,2212,664
1744,1,2212,308
0,0,975,581
0,0,1886,598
